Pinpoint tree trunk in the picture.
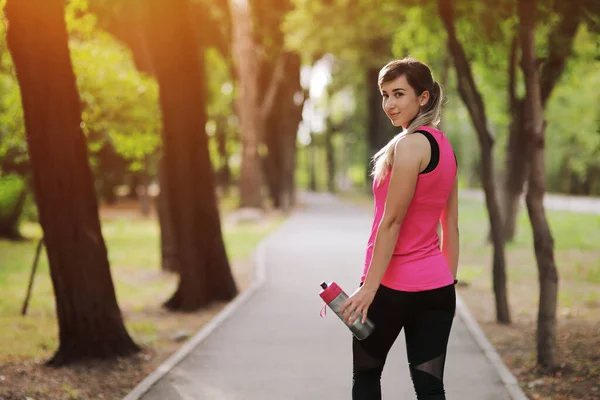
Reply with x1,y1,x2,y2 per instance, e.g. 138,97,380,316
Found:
276,77,302,210
308,136,318,192
259,51,283,209
228,0,264,208
438,0,511,324
0,187,26,240
263,53,303,210
518,0,559,369
251,0,301,211
139,0,238,311
277,52,308,211
503,112,527,242
503,2,582,240
4,0,139,365
502,37,528,241
138,160,151,217
324,126,336,193
281,129,298,210
157,159,179,273
128,172,140,200
96,141,126,205
539,1,582,108
263,109,284,208
215,116,231,197
281,79,304,211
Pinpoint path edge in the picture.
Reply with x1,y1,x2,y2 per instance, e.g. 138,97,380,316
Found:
455,293,530,400
121,217,284,400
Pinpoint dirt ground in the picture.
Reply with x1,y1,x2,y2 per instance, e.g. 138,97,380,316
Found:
0,309,222,400
0,258,252,400
459,287,600,400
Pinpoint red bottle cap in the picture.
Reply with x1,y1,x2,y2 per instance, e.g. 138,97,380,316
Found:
319,281,342,304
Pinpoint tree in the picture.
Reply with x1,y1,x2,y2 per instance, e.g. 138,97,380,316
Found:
4,0,139,365
438,0,511,324
503,0,585,240
248,0,305,210
227,0,264,208
518,0,559,369
138,0,238,310
227,0,286,209
262,51,305,209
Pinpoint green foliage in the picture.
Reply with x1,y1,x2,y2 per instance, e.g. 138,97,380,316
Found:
0,173,23,218
545,25,600,194
67,0,161,166
285,0,507,181
73,36,161,163
285,0,408,65
390,6,446,64
0,69,25,164
286,0,600,196
206,47,235,118
0,0,599,198
0,1,26,169
205,47,241,177
0,1,161,176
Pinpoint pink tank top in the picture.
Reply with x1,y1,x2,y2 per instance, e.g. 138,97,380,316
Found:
361,126,457,292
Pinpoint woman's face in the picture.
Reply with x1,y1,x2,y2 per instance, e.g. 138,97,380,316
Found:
380,74,429,128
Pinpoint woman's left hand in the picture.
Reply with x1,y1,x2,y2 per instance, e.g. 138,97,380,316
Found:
340,285,377,325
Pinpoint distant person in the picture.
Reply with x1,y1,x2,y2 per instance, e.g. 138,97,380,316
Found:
340,57,459,400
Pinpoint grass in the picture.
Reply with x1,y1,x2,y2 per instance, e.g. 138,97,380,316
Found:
456,197,600,320
0,201,284,363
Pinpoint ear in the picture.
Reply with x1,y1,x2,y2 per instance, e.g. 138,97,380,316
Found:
420,90,430,107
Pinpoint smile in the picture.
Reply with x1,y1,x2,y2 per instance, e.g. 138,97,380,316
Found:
388,112,400,119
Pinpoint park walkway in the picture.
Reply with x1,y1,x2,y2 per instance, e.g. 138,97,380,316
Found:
128,192,524,400
460,189,600,214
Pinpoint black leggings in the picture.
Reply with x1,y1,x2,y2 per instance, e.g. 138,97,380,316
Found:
352,283,456,400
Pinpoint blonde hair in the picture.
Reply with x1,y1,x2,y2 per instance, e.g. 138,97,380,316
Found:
371,57,444,183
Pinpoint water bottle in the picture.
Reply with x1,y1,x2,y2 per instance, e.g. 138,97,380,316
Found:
319,281,375,340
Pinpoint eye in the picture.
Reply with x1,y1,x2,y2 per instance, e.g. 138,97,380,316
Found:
395,92,403,98
382,94,389,99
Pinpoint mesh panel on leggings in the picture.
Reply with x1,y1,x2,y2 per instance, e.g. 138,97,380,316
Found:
414,351,446,381
352,339,385,372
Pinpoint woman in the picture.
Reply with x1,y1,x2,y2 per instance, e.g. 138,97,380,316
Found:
340,57,460,400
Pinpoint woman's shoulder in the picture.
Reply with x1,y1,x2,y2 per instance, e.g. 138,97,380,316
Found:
393,131,430,158
415,125,444,136
413,125,451,147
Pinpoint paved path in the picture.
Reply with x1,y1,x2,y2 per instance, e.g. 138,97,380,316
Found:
460,189,600,214
129,192,521,400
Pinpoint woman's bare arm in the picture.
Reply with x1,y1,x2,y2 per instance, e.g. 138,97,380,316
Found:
440,177,459,279
362,135,424,291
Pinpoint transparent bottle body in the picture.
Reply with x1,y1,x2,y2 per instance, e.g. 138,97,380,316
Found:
327,292,374,340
